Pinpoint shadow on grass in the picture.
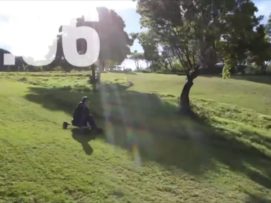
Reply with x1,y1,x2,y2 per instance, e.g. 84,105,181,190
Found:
240,130,271,156
201,75,271,85
246,193,271,203
25,82,271,190
71,128,96,155
232,75,271,85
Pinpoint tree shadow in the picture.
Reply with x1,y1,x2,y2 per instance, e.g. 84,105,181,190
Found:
246,193,271,203
24,82,271,191
232,75,271,85
201,75,271,85
240,130,271,155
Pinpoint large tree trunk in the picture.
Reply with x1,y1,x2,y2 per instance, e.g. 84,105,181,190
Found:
135,59,140,70
97,60,105,84
168,58,173,70
261,64,267,75
90,65,97,91
179,69,199,113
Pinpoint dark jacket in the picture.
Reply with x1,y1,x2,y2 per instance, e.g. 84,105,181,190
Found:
72,102,90,126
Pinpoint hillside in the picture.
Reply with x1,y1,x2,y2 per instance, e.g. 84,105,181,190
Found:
0,72,270,202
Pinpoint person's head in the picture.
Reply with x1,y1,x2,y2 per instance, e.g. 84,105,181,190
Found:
81,96,88,105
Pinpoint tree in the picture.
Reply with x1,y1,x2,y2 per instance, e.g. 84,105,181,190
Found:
15,57,28,71
138,31,161,71
138,0,217,112
265,14,271,39
78,9,133,68
137,0,264,113
130,50,144,70
217,0,266,77
161,46,177,72
77,8,134,85
248,25,271,74
47,8,134,87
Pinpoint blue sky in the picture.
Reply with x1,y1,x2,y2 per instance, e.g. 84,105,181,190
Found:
118,0,271,52
0,0,270,59
253,0,271,23
116,8,142,52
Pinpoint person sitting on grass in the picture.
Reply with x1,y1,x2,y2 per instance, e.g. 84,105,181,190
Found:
71,96,102,132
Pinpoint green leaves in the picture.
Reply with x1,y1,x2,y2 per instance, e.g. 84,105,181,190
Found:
222,57,235,79
137,0,268,75
77,8,132,69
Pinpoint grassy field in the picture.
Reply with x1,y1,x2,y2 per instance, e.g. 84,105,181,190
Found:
0,72,270,202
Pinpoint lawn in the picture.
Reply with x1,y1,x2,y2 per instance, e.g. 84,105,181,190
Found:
0,72,270,202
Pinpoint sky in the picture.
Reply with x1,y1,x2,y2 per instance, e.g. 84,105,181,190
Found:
0,0,270,67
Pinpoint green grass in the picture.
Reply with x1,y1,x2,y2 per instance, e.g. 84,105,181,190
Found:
0,72,271,202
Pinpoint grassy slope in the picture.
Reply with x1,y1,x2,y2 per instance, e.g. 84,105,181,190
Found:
0,72,270,202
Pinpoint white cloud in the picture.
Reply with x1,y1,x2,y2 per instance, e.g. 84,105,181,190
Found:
0,0,136,61
254,0,271,23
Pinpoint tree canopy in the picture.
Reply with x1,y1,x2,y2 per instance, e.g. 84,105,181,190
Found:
137,0,269,112
77,7,134,71
47,7,134,73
